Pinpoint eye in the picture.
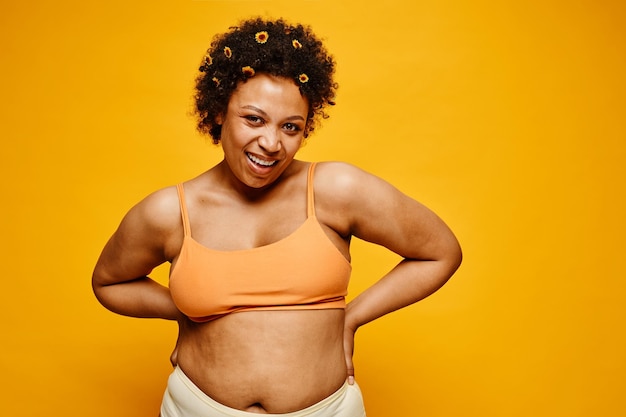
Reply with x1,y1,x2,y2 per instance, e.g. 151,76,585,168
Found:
283,122,302,133
244,115,264,125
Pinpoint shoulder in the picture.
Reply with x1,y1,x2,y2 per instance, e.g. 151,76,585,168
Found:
113,185,183,260
312,161,429,240
313,161,396,206
313,161,370,193
95,184,184,278
312,161,394,236
124,185,181,232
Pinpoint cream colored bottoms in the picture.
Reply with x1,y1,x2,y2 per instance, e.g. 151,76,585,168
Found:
160,366,366,417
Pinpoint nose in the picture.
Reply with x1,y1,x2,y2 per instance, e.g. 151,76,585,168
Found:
257,126,282,153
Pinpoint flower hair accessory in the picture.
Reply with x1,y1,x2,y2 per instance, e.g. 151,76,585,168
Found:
255,31,269,44
292,39,302,49
298,73,309,83
199,53,213,72
242,66,255,77
223,46,232,58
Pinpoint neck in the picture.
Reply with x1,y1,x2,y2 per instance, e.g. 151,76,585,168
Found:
213,159,296,203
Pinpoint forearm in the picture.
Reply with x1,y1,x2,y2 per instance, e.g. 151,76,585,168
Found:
93,276,180,320
345,258,457,331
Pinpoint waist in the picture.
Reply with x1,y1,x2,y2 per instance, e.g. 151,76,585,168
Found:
176,309,347,412
163,366,365,416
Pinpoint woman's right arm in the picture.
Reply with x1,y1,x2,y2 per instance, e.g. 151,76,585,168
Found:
92,188,182,321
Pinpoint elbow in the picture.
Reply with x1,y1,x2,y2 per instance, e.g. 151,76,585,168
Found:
451,240,463,273
91,276,124,316
91,273,107,307
432,242,462,293
446,232,463,272
91,268,114,311
435,237,462,282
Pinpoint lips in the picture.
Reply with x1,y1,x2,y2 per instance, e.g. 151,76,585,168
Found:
247,152,278,167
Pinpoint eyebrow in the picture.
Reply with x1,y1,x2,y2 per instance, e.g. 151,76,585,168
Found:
241,105,306,121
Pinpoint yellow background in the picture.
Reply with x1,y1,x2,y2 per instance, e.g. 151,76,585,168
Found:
2,1,625,416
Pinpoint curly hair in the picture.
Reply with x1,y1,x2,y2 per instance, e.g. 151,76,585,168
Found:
194,18,337,143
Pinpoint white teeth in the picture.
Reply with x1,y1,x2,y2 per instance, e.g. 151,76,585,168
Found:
247,153,277,167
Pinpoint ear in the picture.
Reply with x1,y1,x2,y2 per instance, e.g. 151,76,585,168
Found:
215,113,224,125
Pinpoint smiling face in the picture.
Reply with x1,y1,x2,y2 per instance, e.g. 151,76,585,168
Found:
217,73,309,191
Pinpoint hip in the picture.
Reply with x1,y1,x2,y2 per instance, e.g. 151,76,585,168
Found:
161,366,366,417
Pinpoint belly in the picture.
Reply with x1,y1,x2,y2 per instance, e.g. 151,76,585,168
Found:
175,309,348,413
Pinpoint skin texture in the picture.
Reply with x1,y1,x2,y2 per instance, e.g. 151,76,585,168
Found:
92,74,462,413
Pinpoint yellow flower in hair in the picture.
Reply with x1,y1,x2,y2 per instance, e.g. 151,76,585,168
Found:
292,39,302,49
242,66,255,77
255,31,269,44
223,46,232,58
298,73,309,83
204,54,213,66
212,77,220,86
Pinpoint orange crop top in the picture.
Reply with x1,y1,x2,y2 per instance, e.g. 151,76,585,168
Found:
169,163,352,322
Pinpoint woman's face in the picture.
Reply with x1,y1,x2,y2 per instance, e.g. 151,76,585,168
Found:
218,73,309,190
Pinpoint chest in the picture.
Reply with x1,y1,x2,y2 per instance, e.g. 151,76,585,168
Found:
187,190,309,252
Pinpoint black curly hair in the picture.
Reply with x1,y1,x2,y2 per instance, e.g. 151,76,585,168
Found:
194,18,337,143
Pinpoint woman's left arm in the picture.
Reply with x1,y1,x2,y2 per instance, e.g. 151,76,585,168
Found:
316,162,462,382
345,183,462,331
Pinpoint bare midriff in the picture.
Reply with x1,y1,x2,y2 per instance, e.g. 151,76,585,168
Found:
175,308,347,414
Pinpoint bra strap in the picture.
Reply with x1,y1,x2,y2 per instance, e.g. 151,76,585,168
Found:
306,162,317,218
176,184,191,237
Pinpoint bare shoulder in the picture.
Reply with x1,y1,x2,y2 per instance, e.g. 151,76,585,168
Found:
137,186,180,230
313,161,460,262
112,185,183,261
313,161,377,199
93,184,183,285
313,161,401,210
127,186,181,232
312,161,394,237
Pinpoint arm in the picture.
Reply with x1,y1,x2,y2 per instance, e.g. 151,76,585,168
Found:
92,187,183,321
316,163,462,380
345,191,462,330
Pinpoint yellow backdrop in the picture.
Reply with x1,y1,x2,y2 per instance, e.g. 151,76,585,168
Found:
2,1,625,416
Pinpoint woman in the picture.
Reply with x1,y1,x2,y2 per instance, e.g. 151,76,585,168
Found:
92,18,462,416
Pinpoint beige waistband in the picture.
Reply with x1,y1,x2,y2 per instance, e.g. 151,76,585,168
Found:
161,366,366,417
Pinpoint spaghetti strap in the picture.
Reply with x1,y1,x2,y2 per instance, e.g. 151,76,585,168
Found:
176,184,191,237
306,162,317,218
